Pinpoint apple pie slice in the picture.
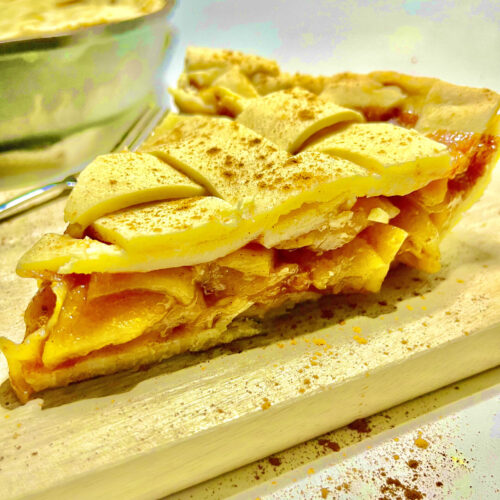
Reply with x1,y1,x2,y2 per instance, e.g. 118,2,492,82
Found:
1,48,499,402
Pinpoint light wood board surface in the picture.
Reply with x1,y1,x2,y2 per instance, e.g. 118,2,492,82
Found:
174,366,499,499
0,166,500,499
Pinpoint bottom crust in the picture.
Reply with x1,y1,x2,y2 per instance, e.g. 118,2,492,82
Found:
4,316,262,403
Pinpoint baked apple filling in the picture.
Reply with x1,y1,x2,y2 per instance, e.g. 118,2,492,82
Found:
3,212,407,399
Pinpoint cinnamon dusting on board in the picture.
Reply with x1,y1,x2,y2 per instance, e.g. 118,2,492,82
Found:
347,418,372,434
380,476,424,499
268,457,282,467
320,487,330,498
318,439,340,452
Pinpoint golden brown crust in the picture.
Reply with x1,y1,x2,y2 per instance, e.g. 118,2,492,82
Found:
176,47,500,136
185,47,281,78
416,82,500,133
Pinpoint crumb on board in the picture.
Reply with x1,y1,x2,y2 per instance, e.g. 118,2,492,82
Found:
313,337,327,345
353,335,367,344
414,437,429,449
414,432,429,449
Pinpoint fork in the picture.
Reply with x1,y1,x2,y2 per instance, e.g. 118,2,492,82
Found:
0,103,168,222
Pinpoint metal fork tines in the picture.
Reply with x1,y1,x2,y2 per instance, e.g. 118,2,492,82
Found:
0,103,167,222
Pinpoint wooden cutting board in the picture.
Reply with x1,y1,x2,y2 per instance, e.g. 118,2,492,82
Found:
1,169,499,499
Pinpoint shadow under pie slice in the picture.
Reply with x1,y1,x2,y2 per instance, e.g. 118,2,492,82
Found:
1,48,499,403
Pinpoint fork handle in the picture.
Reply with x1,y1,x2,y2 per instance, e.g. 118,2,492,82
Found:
0,180,73,222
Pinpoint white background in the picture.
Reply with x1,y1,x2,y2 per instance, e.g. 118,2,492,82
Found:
166,0,500,91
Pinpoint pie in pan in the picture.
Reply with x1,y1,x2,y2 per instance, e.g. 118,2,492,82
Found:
2,48,499,402
0,0,168,41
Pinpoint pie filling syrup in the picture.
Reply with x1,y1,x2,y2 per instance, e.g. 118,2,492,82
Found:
2,128,496,400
